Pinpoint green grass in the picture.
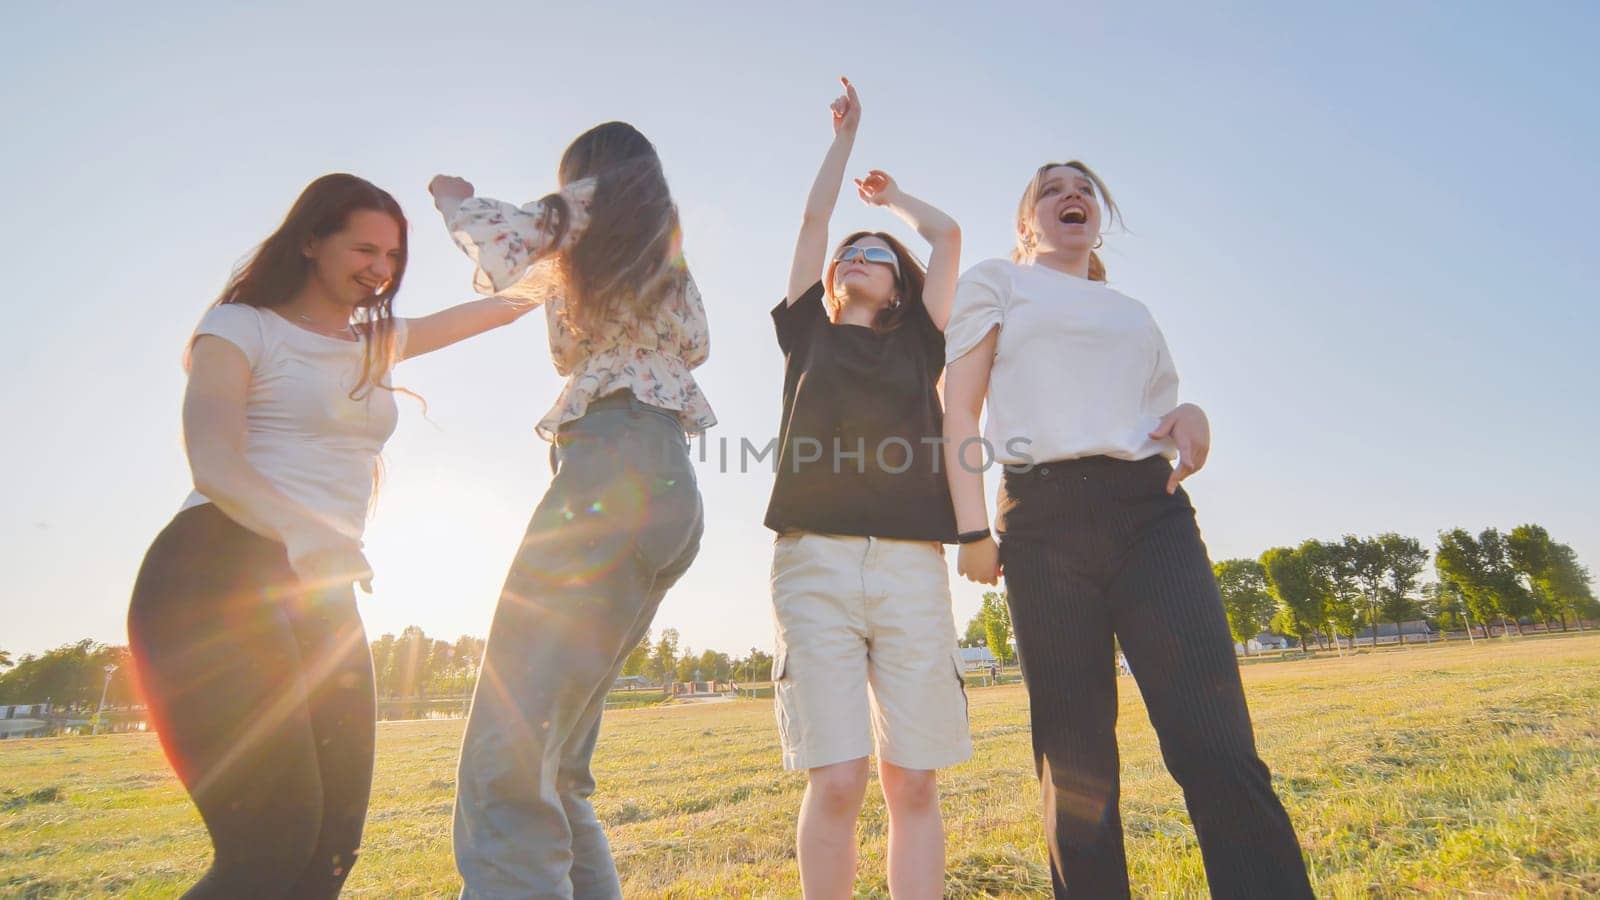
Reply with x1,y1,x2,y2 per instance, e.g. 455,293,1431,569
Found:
4,634,1599,897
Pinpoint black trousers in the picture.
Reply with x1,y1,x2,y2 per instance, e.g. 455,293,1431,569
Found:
997,456,1312,899
127,503,375,899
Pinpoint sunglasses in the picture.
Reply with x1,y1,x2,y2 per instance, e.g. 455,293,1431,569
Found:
833,245,900,271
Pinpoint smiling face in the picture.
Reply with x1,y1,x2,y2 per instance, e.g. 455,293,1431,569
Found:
303,209,404,310
1024,165,1102,258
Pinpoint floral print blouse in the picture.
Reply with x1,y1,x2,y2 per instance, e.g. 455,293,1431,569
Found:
444,178,716,441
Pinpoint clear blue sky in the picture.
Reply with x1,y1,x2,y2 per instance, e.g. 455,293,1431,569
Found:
3,2,1595,659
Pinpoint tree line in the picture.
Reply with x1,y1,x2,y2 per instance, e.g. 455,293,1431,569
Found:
1219,524,1595,654
616,627,775,685
6,525,1587,706
0,641,134,709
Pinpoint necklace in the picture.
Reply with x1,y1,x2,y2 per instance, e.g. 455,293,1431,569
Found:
295,312,357,341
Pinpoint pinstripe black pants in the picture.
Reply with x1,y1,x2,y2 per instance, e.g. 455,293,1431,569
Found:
997,455,1312,899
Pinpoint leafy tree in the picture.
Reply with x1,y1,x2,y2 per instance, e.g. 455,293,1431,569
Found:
675,648,698,683
452,635,486,675
1419,581,1469,632
962,612,988,649
1482,529,1536,634
1261,543,1329,651
647,628,679,684
697,649,731,682
1338,535,1388,646
733,648,773,683
980,591,1013,663
0,642,133,709
1377,534,1429,643
1509,524,1564,628
621,631,652,678
1548,543,1597,628
1436,529,1496,636
1437,528,1533,636
1214,559,1274,655
370,633,397,696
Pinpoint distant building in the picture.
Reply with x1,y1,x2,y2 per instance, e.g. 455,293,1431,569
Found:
1235,632,1293,655
959,646,998,671
1,703,51,740
612,675,654,691
1354,620,1437,644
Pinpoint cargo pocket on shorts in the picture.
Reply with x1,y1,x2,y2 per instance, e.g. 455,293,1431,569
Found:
950,649,969,721
772,645,795,753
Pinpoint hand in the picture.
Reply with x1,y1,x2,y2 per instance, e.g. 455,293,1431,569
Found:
830,76,861,135
854,169,900,207
286,526,375,593
957,537,1002,585
1149,402,1211,494
428,175,474,216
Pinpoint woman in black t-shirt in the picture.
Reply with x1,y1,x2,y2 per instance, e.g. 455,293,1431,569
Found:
766,78,970,899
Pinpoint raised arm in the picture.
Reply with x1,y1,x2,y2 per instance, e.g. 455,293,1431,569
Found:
786,77,861,305
855,171,961,330
944,327,1000,585
429,174,596,295
184,337,374,591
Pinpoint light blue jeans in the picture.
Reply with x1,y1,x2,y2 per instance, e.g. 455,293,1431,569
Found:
454,394,703,899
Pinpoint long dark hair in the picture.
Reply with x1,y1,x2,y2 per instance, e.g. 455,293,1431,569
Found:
551,122,683,336
209,173,409,398
823,231,928,334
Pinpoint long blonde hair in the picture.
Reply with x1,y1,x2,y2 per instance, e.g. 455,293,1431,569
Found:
1013,161,1121,282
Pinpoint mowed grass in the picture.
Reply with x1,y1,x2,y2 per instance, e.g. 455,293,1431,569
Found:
4,634,1599,898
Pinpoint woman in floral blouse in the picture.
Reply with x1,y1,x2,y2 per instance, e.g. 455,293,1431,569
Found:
428,122,713,899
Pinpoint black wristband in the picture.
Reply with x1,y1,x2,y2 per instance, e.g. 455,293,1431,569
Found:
956,528,992,545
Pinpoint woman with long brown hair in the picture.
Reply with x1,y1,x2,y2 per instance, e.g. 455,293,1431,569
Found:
429,121,713,898
127,173,554,898
765,79,968,899
942,161,1312,898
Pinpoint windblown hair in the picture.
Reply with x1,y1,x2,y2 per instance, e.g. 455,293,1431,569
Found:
547,122,685,336
205,173,408,397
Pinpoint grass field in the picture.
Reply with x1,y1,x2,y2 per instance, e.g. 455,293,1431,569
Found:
4,633,1599,898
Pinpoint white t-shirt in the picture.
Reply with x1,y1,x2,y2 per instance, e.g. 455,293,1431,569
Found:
179,304,406,540
944,259,1178,466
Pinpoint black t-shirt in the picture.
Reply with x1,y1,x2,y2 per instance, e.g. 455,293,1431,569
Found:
764,282,957,542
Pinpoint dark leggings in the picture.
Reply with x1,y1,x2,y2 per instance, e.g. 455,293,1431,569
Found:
998,456,1312,899
128,503,376,899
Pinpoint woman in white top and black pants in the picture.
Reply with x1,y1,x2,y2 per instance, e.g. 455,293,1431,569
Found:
128,174,554,898
943,162,1312,898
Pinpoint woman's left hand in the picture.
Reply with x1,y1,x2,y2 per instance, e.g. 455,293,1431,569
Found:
428,175,474,216
854,169,900,207
1149,403,1210,494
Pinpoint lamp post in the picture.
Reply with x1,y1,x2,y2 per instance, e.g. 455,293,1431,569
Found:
93,664,118,735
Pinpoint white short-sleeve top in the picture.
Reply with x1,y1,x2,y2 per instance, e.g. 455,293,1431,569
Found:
944,259,1179,466
179,303,406,539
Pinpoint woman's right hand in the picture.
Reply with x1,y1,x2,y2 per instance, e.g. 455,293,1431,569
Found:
957,537,1002,585
830,77,861,135
286,526,375,594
